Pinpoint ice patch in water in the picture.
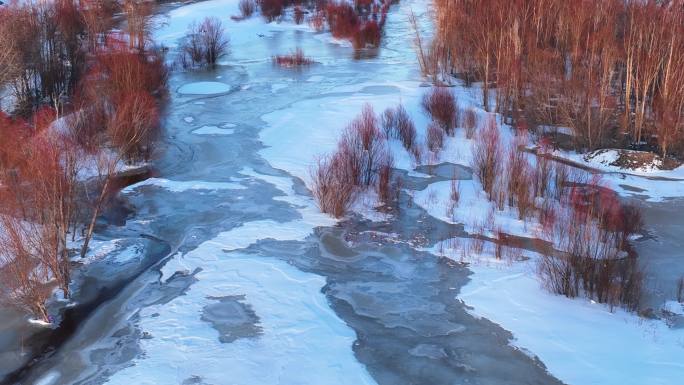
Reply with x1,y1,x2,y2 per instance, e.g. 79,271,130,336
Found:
271,83,288,93
192,125,235,136
123,178,245,193
200,295,262,343
183,116,194,123
178,82,231,95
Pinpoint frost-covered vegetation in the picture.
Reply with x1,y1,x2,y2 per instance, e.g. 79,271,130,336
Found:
0,0,167,322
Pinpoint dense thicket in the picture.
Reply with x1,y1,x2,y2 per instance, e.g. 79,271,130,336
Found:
0,0,166,322
432,0,684,156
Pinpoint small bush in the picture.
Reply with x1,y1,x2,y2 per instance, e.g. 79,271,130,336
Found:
311,104,389,217
349,104,385,186
327,2,359,40
450,177,460,205
239,0,256,18
422,87,457,134
311,153,356,218
97,49,168,98
260,0,285,22
471,115,502,198
463,108,477,138
180,18,229,67
395,105,416,150
294,6,305,24
534,138,553,198
426,122,444,153
273,48,313,67
376,151,394,204
354,20,381,49
309,10,326,32
381,107,396,137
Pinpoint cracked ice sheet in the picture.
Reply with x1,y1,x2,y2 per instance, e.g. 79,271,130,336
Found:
122,178,246,193
104,251,375,385
107,168,369,384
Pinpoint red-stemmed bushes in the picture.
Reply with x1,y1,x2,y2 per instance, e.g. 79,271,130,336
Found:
273,48,314,67
422,87,457,134
471,115,502,198
426,122,444,153
239,0,256,18
260,0,285,22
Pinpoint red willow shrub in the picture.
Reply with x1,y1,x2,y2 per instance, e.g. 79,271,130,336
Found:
311,152,356,218
326,2,360,40
422,87,457,134
325,2,384,49
312,104,392,217
537,174,645,310
239,0,256,18
426,122,444,153
107,92,160,162
376,151,394,204
294,6,305,24
273,48,314,67
260,0,285,22
309,10,326,31
354,20,381,48
96,49,167,98
395,104,416,150
463,108,477,138
471,115,502,198
382,104,416,151
381,107,396,137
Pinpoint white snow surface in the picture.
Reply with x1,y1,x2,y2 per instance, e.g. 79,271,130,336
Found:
427,240,684,385
192,125,235,135
177,82,232,95
412,179,540,239
122,177,246,193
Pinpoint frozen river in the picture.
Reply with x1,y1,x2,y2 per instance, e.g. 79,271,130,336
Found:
1,1,683,384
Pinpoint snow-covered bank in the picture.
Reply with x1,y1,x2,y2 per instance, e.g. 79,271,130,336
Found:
429,241,684,385
546,148,684,202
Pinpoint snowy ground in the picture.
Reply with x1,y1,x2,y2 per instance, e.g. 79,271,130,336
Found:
428,241,684,385
548,148,684,202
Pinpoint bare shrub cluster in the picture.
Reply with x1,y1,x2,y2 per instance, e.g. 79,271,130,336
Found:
179,17,229,68
239,0,256,18
324,1,391,49
273,48,314,67
312,104,395,217
467,115,644,310
471,116,503,198
539,180,644,311
382,104,417,153
422,87,458,135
